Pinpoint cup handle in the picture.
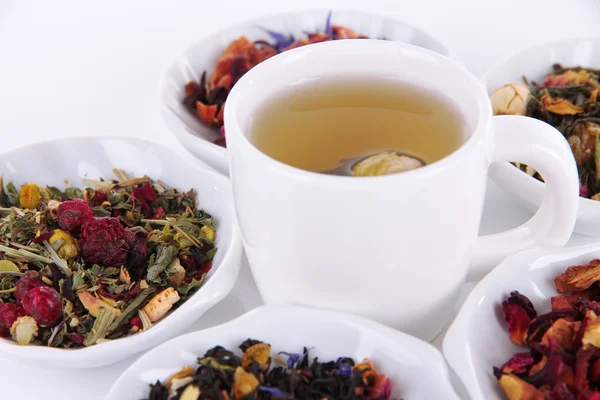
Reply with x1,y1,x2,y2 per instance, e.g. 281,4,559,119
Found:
468,115,579,280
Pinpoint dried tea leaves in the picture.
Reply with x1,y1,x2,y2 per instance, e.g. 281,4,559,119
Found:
182,11,372,147
0,172,217,348
146,339,393,400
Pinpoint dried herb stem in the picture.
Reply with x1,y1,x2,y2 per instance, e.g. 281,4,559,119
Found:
140,219,172,226
0,244,53,264
115,177,149,188
173,226,203,248
109,287,156,331
10,242,42,254
84,308,117,346
42,241,72,276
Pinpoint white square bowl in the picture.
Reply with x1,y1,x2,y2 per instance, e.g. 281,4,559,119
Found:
106,304,460,400
443,242,600,399
0,136,243,368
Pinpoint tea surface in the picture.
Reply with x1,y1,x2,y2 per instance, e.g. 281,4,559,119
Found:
249,79,467,174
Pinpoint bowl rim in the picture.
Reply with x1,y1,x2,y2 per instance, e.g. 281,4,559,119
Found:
0,135,243,365
106,303,460,400
480,36,600,221
442,242,600,400
156,7,456,163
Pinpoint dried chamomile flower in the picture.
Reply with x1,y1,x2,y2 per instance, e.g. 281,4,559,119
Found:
19,183,41,210
48,229,79,260
10,316,38,345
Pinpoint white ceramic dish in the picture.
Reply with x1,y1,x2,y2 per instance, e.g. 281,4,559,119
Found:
481,37,600,237
0,136,243,368
158,9,453,176
106,304,460,400
443,242,600,400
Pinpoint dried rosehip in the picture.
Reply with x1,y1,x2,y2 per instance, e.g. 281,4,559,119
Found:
502,291,537,345
80,217,130,267
22,286,63,327
14,271,46,303
57,199,95,234
0,303,25,337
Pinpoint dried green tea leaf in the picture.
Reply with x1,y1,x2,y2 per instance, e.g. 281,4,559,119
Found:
84,307,117,346
5,182,19,206
109,287,156,331
92,206,111,218
147,245,178,282
64,187,83,200
177,276,205,296
205,247,218,261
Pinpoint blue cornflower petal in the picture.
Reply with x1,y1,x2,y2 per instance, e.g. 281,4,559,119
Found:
259,386,290,397
258,27,295,51
324,11,333,36
337,362,352,377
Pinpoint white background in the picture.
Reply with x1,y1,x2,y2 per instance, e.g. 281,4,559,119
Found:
0,0,599,398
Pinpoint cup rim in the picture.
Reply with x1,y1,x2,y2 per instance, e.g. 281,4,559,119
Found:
224,39,491,184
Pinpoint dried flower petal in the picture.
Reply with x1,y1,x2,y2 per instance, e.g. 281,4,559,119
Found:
556,260,600,294
491,83,531,116
494,370,544,400
540,92,584,115
541,318,581,351
233,366,260,399
501,352,536,375
503,291,537,345
10,315,38,345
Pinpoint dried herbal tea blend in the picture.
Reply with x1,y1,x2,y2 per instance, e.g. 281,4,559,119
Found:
490,64,600,199
146,339,394,400
495,259,600,399
0,169,217,348
182,11,374,147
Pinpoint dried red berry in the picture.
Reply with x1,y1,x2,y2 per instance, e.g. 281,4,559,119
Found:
22,286,63,327
14,271,46,303
125,229,148,267
90,190,108,207
57,199,95,234
0,303,25,337
503,291,537,345
80,217,130,267
130,316,143,329
132,183,157,218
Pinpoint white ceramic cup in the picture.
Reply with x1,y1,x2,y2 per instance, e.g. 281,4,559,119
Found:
224,39,579,340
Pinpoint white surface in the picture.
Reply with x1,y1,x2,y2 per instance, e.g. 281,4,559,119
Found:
107,304,459,400
482,37,600,237
0,0,598,398
0,137,243,367
160,9,452,176
443,242,600,400
225,38,577,340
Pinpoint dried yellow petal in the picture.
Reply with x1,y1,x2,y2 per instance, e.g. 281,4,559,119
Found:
541,92,584,115
48,229,79,260
233,367,259,399
180,385,201,400
200,225,215,242
242,342,271,371
19,183,41,210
